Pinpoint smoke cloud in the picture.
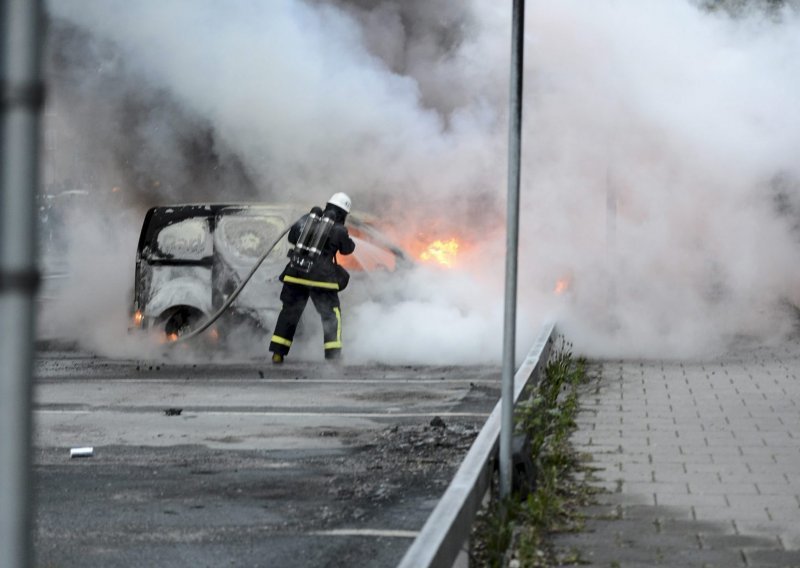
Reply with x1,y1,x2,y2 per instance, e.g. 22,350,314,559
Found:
40,0,800,361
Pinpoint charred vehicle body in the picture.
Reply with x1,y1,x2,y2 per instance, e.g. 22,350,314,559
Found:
131,204,407,343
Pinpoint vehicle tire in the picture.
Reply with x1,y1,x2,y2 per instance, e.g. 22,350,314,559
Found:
160,306,205,340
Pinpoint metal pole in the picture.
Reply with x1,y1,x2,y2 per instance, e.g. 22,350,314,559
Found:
0,0,44,566
500,0,526,500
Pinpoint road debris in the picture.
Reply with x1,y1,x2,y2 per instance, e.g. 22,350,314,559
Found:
429,416,446,429
69,447,93,458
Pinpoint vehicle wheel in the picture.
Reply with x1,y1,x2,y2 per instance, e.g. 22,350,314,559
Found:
161,306,204,341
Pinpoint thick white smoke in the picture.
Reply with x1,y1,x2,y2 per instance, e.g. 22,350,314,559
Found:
40,0,800,361
523,1,800,357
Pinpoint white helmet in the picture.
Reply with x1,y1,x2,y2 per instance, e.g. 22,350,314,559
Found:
327,192,352,213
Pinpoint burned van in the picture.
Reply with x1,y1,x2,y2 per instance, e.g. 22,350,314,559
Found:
130,203,407,342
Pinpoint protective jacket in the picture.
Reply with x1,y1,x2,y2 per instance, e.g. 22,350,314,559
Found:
280,212,355,290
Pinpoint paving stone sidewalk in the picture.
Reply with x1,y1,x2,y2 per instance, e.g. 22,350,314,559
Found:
552,340,800,567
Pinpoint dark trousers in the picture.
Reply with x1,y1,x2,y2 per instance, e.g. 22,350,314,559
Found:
269,283,342,359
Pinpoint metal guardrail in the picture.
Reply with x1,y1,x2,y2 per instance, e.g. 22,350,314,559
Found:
398,322,556,568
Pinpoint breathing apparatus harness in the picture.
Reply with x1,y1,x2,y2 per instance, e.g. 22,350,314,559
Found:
288,207,335,274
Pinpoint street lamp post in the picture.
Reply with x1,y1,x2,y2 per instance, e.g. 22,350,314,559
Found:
0,1,44,566
500,0,526,500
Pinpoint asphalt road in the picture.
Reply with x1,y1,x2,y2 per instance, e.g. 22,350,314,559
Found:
33,348,499,568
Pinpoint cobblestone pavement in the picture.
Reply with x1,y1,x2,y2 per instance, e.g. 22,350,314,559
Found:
553,341,800,567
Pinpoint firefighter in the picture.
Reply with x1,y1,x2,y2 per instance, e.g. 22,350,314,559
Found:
269,193,355,364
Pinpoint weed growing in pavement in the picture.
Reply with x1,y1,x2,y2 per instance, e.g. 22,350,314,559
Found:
470,339,598,567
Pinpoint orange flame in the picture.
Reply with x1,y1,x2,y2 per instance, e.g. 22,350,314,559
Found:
554,276,572,295
419,238,459,268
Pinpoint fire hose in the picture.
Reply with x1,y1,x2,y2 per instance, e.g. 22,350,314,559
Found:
168,226,291,346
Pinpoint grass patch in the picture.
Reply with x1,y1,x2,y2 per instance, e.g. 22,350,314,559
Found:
471,340,598,567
